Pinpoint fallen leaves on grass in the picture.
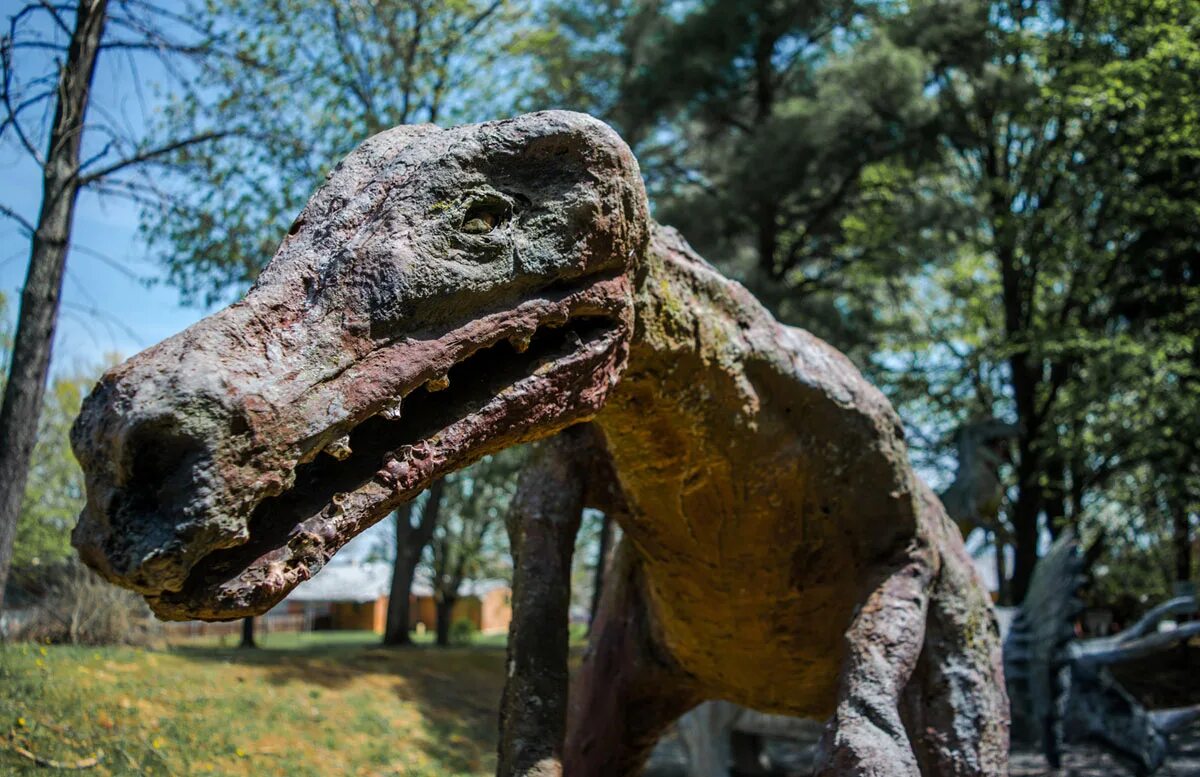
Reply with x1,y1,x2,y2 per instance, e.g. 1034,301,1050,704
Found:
4,739,102,769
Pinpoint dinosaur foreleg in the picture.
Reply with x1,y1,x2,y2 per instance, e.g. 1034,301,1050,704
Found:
564,540,701,777
498,427,594,777
900,487,1010,777
814,542,936,777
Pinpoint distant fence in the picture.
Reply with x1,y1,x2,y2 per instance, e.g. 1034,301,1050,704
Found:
162,612,307,640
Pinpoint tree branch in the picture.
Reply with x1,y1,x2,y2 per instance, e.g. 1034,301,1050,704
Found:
76,130,229,186
36,0,73,37
0,43,47,165
0,203,35,235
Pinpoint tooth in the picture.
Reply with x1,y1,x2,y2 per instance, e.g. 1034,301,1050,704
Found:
383,458,410,482
324,435,352,461
565,331,583,349
427,374,450,392
510,333,532,353
381,398,402,420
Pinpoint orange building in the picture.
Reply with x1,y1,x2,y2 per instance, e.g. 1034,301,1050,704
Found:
409,579,512,635
283,561,511,635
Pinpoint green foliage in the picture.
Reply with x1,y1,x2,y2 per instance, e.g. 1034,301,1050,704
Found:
0,292,11,353
132,0,1197,606
529,1,957,360
450,617,479,645
425,447,526,596
872,0,1200,596
144,0,530,305
13,373,89,574
532,0,1198,601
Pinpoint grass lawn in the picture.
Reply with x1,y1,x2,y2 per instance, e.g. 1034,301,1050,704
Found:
1,633,517,776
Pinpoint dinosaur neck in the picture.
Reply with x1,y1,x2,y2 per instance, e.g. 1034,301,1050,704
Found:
597,222,769,495
594,221,821,571
593,222,928,712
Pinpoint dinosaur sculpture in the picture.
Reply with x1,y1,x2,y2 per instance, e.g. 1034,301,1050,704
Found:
938,418,1017,539
69,112,1008,776
1005,531,1200,775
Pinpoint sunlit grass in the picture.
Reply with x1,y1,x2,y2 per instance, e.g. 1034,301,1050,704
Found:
0,634,511,776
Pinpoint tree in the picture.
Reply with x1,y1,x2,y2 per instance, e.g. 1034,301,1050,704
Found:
586,511,615,629
873,0,1200,601
1,297,101,598
142,0,525,305
0,300,112,604
426,450,523,647
538,1,945,357
383,479,445,646
239,617,256,648
13,371,92,574
0,0,225,608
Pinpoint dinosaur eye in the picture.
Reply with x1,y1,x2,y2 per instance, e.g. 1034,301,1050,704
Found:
459,197,509,235
462,212,497,234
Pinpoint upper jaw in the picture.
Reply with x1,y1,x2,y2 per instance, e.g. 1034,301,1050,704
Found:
125,272,632,620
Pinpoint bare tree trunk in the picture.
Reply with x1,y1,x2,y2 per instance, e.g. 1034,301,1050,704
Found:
1009,411,1043,604
239,617,256,648
0,0,109,610
588,512,614,631
1172,493,1192,586
435,596,456,647
992,529,1011,607
1043,455,1068,539
384,504,420,646
383,481,444,646
498,426,595,777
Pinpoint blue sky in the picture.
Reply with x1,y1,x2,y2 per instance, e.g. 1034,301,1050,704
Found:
0,156,211,372
0,0,391,561
0,0,213,376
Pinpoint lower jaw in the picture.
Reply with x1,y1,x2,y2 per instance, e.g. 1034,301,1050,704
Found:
145,321,628,621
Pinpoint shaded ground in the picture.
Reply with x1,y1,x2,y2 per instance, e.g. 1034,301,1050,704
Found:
645,724,1200,776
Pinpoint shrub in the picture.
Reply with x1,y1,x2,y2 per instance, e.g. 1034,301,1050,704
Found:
9,560,161,646
449,617,478,645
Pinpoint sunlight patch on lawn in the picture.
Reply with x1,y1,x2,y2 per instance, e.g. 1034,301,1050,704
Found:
1,637,508,776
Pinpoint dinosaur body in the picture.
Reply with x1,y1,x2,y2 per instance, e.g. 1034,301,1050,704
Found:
600,224,924,710
562,226,1008,774
69,112,1008,775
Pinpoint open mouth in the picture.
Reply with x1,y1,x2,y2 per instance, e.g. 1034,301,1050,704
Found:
146,293,628,620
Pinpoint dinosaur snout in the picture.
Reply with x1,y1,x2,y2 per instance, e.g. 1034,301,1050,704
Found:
70,328,261,597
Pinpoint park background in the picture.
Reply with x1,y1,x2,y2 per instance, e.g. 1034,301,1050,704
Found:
0,0,1197,774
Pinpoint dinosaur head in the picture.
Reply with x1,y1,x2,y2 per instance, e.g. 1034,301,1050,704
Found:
70,111,647,620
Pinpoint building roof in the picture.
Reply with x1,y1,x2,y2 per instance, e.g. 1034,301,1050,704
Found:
410,575,510,598
286,561,393,603
284,561,509,604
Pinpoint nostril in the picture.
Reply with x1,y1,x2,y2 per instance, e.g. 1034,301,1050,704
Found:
121,418,211,518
